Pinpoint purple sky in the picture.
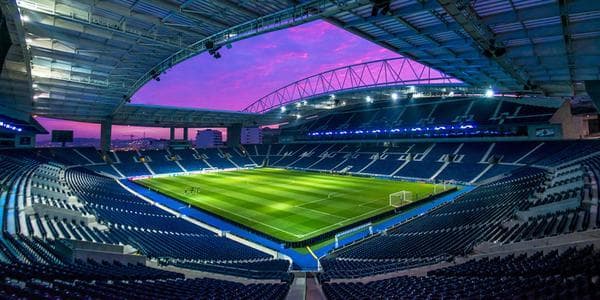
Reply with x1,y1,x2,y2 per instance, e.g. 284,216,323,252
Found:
38,20,401,141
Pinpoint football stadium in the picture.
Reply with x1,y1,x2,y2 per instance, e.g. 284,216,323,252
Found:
1,0,600,299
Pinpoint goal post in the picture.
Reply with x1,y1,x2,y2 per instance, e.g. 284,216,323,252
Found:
389,190,413,208
433,181,452,194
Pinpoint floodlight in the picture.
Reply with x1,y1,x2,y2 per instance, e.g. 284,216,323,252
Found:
280,106,286,112
391,93,398,100
485,89,494,98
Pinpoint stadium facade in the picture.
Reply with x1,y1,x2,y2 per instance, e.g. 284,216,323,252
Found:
1,0,600,299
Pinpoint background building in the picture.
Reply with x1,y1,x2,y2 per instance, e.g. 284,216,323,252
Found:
241,127,262,144
195,129,223,148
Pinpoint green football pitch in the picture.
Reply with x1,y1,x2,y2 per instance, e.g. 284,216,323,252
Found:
135,168,443,243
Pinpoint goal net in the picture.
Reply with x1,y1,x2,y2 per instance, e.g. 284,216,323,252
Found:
389,190,413,208
433,181,451,194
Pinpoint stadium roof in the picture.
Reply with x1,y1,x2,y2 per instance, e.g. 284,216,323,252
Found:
1,0,599,127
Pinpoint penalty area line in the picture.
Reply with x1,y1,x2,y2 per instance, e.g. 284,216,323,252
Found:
180,197,305,239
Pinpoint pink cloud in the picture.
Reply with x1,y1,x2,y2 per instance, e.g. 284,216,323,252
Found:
37,20,454,141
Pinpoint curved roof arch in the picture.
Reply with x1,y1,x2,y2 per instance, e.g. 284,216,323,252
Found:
1,0,598,127
242,57,462,113
8,0,368,123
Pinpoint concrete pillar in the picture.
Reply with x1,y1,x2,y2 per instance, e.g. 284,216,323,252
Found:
169,127,175,141
227,124,242,147
100,119,112,154
183,127,189,140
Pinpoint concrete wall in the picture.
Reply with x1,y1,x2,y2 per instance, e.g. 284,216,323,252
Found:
550,101,585,139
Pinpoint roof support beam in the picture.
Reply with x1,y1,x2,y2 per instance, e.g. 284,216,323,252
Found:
559,0,576,95
141,0,230,29
436,0,527,89
78,0,207,40
120,0,374,114
343,0,440,28
215,1,261,19
18,1,189,51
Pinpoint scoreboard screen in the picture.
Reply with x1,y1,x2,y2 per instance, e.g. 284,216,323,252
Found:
51,130,74,143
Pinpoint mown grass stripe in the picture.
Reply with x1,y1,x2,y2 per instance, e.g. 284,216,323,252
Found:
137,168,440,242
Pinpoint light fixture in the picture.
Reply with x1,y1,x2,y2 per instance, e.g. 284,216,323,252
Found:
485,89,494,98
280,106,286,112
371,0,391,16
205,40,222,59
365,96,373,103
448,91,455,97
150,69,160,81
391,93,398,100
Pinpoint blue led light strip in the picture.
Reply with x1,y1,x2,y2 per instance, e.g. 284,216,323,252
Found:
0,120,23,132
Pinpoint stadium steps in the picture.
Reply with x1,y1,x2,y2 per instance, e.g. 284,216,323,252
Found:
430,162,450,180
306,274,326,300
305,144,336,170
271,155,289,166
390,160,410,177
418,144,436,161
357,155,378,174
286,273,307,300
470,164,496,184
307,156,326,170
174,160,188,172
275,145,286,156
110,165,126,178
157,264,285,284
328,158,348,172
165,148,187,173
218,148,240,168
28,215,42,238
473,228,600,258
142,161,156,175
514,142,545,164
463,98,476,116
189,148,214,169
426,103,439,119
246,154,260,166
72,149,96,165
324,259,455,284
111,151,121,163
479,143,496,163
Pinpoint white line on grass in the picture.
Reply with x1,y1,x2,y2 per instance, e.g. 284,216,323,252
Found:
141,182,306,239
297,206,390,238
294,182,384,209
293,206,347,221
